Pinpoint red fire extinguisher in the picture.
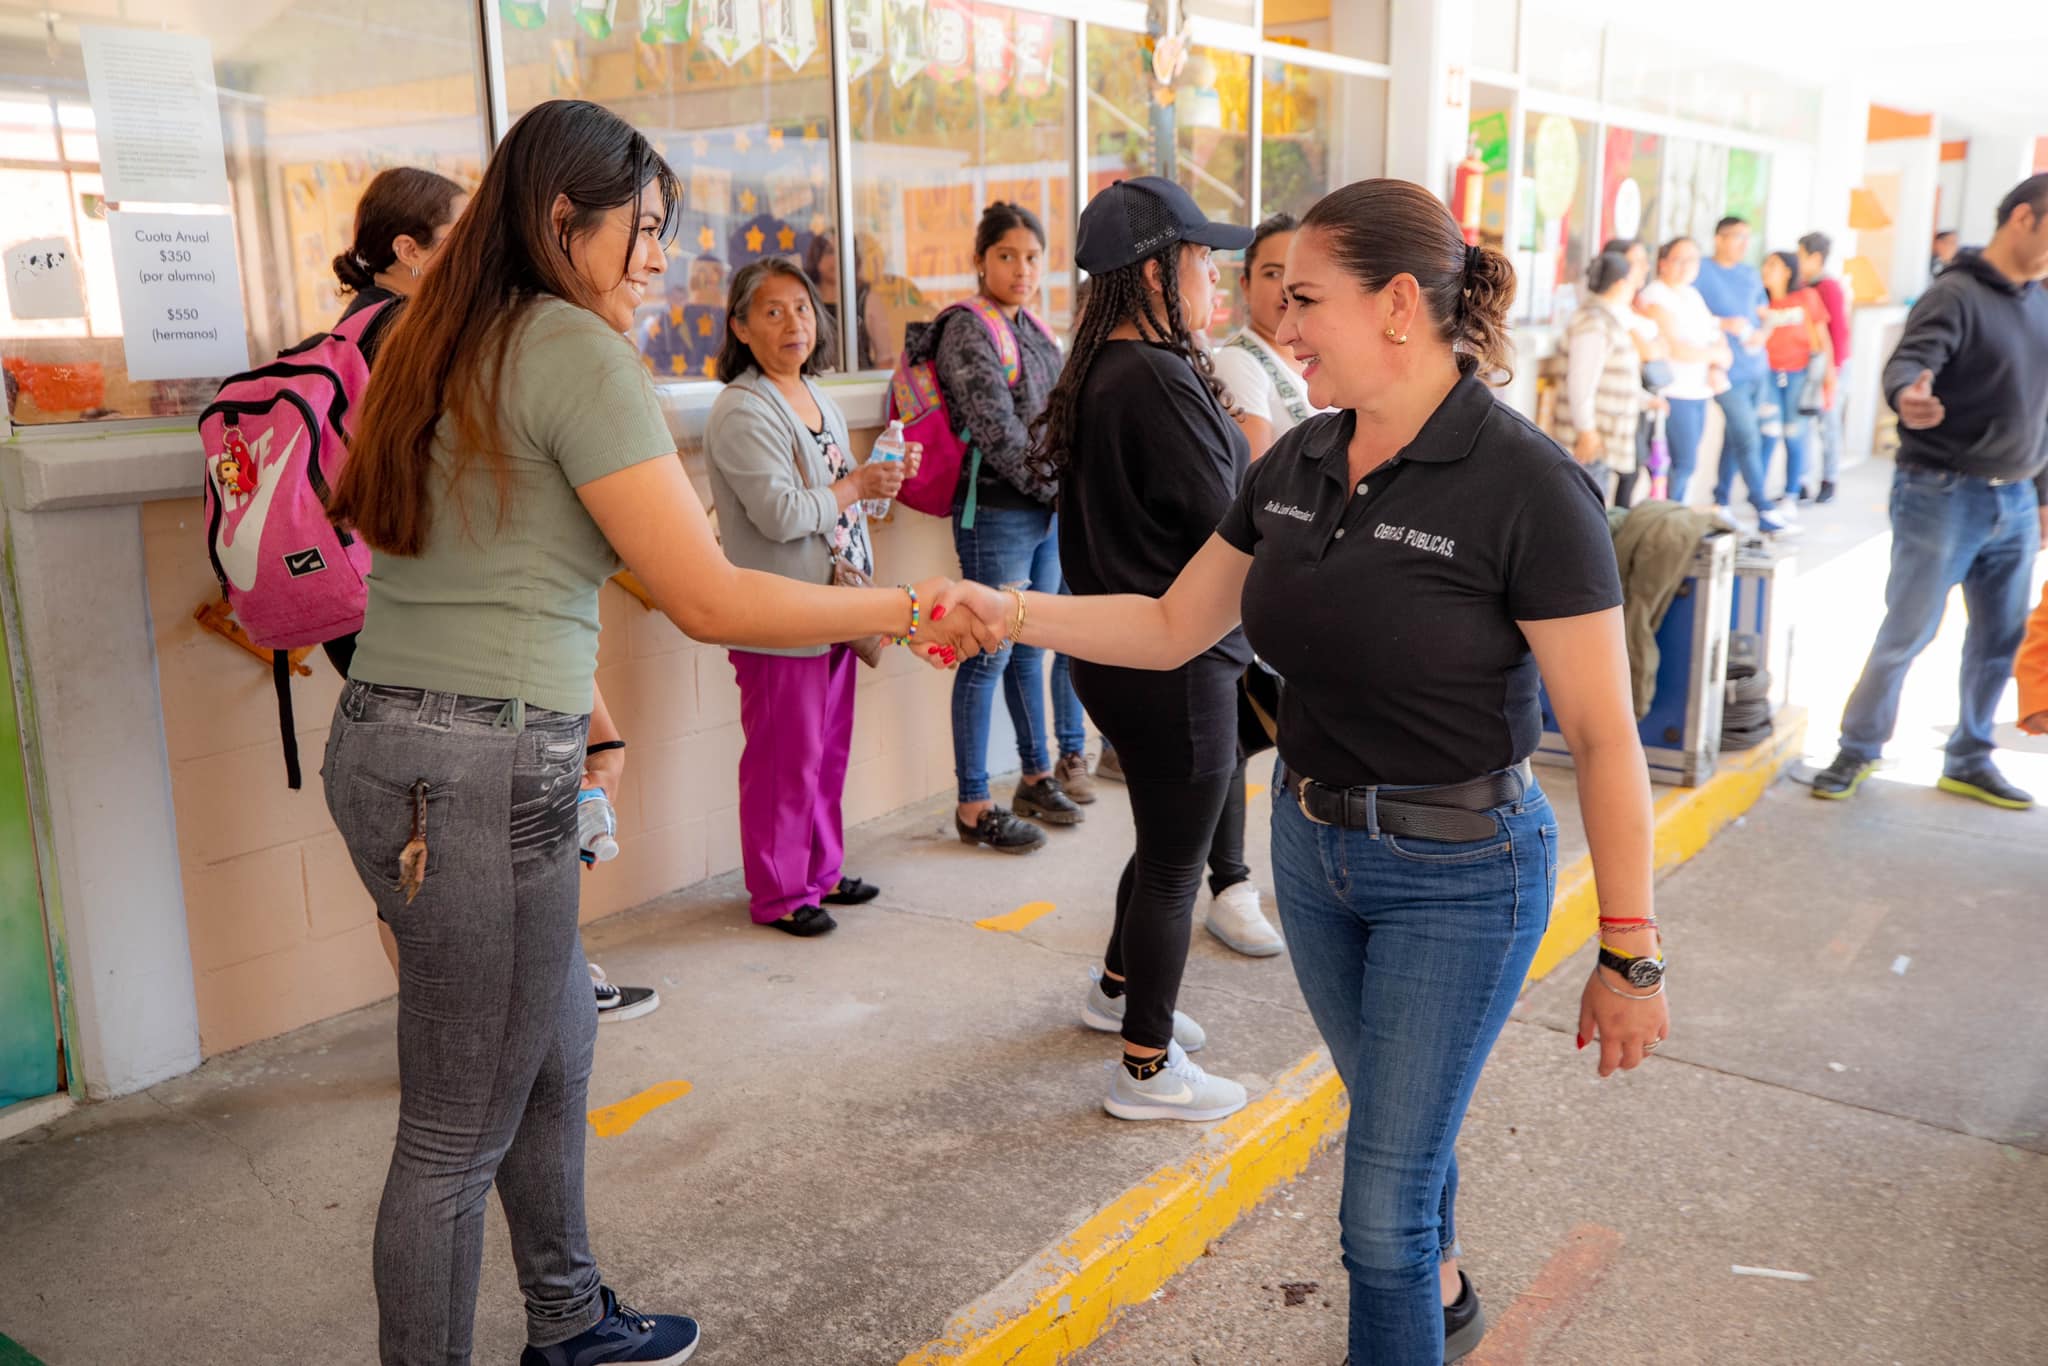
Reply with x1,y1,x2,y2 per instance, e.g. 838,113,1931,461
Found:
1452,139,1487,247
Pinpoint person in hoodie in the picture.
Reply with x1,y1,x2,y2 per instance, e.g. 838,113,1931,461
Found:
1810,173,2048,810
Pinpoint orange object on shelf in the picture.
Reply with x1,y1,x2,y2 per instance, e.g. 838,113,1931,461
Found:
2,357,105,414
193,600,314,676
610,571,656,611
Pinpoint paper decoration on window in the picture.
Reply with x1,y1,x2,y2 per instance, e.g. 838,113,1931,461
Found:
640,0,692,41
1611,178,1643,242
924,0,972,83
846,0,885,81
573,0,618,38
1531,115,1580,222
635,40,667,89
689,165,733,217
501,1,550,29
701,0,762,65
971,7,1011,96
1012,11,1054,99
768,169,815,219
4,238,86,321
768,127,785,151
764,0,819,72
885,0,928,89
550,39,584,97
739,188,758,214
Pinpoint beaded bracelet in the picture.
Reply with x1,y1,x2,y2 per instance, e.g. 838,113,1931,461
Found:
1595,972,1665,1001
890,584,920,647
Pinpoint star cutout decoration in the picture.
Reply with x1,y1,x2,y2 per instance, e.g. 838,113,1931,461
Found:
693,136,710,157
698,224,716,251
697,313,714,336
670,355,687,374
745,225,765,254
768,128,785,151
735,129,752,153
777,225,796,251
740,188,758,213
804,122,821,141
701,355,718,377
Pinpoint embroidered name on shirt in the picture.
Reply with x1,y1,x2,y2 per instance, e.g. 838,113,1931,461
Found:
1264,501,1315,523
1374,523,1457,558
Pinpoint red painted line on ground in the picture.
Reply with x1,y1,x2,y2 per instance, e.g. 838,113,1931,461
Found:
1466,1223,1624,1366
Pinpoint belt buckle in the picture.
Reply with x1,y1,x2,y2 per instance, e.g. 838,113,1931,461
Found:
1294,778,1334,826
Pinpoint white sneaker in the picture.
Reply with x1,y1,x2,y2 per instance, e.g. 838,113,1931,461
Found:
1082,967,1206,1052
1713,503,1752,529
1770,498,1801,523
1104,1040,1249,1123
1205,882,1285,958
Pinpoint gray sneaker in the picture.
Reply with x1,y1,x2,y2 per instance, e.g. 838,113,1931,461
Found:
1104,1041,1248,1123
1081,967,1206,1052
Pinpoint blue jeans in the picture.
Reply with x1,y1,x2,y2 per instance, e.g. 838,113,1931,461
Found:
1838,467,2042,768
1271,768,1556,1365
1664,396,1709,503
951,504,1086,802
1711,370,1774,513
1766,367,1812,501
1819,356,1850,485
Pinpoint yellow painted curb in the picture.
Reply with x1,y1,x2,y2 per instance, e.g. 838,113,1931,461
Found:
900,1051,1349,1365
904,715,1806,1364
1526,708,1808,983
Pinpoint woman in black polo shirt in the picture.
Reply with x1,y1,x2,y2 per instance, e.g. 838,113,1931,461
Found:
935,179,1667,1366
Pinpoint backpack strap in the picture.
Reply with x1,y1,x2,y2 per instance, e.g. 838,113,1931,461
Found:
331,297,395,346
953,298,1023,386
273,650,302,790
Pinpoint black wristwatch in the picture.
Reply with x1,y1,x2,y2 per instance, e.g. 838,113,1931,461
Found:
1598,944,1665,989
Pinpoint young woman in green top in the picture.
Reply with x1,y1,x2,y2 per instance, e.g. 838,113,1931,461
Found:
325,100,951,1366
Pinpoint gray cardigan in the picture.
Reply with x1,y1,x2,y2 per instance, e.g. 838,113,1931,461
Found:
704,366,852,658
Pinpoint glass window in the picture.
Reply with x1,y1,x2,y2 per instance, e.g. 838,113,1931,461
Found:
1263,0,1389,65
1657,137,1730,249
1514,111,1595,324
1599,27,1677,119
1087,28,1250,333
1187,0,1257,25
498,0,836,379
1259,63,1387,222
1470,0,1520,73
1724,148,1771,258
1521,8,1602,101
1599,127,1662,251
1466,103,1514,254
847,7,1074,370
2,4,488,427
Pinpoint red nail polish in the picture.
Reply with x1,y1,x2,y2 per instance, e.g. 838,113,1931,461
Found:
1575,1033,1586,1050
932,605,947,620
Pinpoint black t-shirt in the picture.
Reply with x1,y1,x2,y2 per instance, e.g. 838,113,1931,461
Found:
1059,340,1253,667
1217,372,1622,787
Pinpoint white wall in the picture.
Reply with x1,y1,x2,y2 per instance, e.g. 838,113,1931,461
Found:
1864,137,1940,304
1955,132,2035,244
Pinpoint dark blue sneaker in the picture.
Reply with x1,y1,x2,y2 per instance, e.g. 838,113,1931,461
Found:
520,1286,700,1366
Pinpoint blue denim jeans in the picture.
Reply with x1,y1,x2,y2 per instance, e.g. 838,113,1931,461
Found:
1712,370,1774,513
1765,367,1811,501
1819,356,1851,485
1664,396,1709,504
1271,768,1556,1365
951,503,1086,802
1838,467,2043,767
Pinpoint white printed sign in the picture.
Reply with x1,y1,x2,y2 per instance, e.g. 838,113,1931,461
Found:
80,27,230,206
107,212,249,381
4,238,86,320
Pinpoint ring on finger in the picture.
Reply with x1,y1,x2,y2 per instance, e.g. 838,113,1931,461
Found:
1643,1037,1663,1053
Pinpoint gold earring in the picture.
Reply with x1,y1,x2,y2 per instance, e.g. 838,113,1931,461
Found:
1385,327,1408,345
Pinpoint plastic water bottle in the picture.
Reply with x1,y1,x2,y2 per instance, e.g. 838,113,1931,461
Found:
577,787,619,866
865,420,907,519
1647,408,1670,501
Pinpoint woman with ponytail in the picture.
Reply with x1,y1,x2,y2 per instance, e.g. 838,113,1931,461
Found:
331,166,467,341
931,179,1664,1365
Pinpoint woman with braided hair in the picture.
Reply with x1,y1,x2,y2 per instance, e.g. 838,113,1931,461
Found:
1029,177,1258,1123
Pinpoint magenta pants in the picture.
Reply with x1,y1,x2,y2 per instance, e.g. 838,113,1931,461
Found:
730,645,857,923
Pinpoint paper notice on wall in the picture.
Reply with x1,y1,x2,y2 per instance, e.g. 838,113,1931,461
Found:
107,212,249,381
80,27,230,206
4,238,86,321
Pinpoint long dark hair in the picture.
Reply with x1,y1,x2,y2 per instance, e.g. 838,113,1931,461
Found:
975,200,1046,260
1030,244,1230,478
1298,179,1517,383
331,101,680,556
1766,250,1801,300
716,258,834,382
333,167,464,295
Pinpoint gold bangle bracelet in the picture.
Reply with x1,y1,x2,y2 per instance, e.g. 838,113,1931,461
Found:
1009,586,1028,643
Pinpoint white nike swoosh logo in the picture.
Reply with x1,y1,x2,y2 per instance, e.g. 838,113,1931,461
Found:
1142,1081,1194,1104
215,427,301,593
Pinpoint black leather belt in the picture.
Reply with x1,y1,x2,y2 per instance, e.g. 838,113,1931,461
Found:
1898,460,2026,488
1280,762,1530,841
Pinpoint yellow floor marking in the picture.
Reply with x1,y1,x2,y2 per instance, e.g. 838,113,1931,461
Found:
976,900,1056,932
1246,783,1268,801
587,1080,693,1138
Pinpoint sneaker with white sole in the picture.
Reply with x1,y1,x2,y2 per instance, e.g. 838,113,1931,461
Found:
591,962,660,1023
1205,882,1284,957
1104,1040,1248,1123
1082,967,1206,1052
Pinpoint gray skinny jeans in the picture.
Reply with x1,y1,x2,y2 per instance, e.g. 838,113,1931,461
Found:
324,681,603,1364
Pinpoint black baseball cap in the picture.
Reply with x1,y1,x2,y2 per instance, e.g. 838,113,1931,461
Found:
1074,176,1256,274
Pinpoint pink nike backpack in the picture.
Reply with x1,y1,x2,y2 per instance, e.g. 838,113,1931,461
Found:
886,298,1056,525
199,300,395,788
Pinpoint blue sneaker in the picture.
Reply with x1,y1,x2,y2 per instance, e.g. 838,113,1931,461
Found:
520,1286,700,1366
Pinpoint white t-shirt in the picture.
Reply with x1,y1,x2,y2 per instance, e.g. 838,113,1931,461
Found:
1210,329,1323,441
1637,280,1719,400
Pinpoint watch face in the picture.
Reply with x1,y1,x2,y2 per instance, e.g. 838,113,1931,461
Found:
1625,956,1664,988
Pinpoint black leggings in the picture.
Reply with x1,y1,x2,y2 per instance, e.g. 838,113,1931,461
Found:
1103,767,1236,1050
1207,752,1250,897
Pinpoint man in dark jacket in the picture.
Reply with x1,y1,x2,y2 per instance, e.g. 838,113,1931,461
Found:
1813,173,2048,809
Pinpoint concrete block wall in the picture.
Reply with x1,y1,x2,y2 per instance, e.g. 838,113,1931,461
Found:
139,470,975,1058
